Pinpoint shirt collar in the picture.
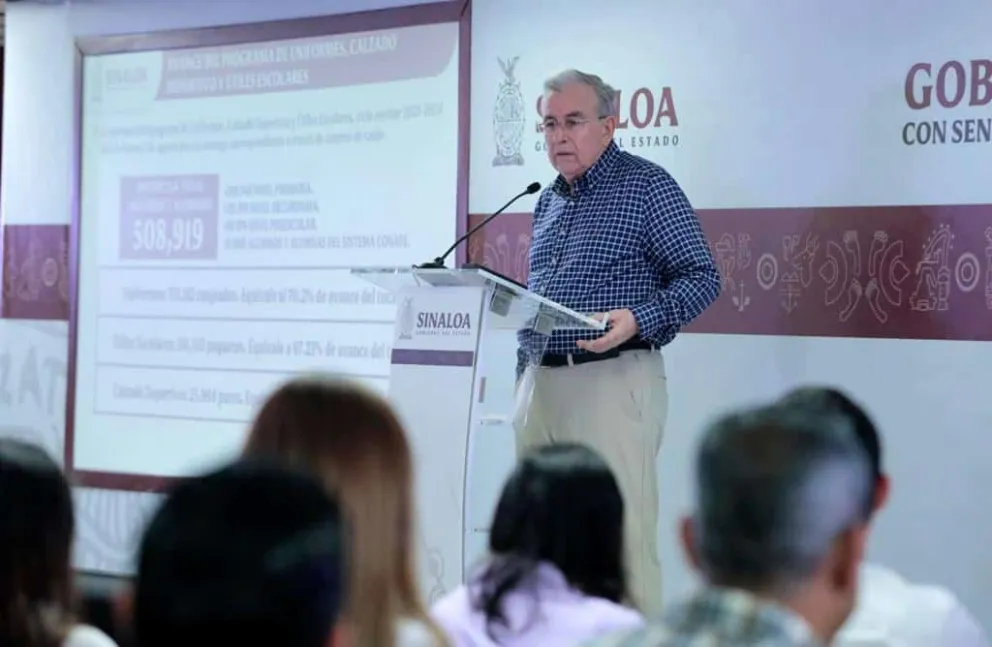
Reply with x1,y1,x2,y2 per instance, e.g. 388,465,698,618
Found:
665,587,821,645
534,561,572,589
469,560,574,593
551,140,621,197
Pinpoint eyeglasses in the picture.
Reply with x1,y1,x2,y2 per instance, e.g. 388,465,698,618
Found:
542,115,608,135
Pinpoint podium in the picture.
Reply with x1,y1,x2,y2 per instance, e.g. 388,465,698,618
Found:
352,265,605,602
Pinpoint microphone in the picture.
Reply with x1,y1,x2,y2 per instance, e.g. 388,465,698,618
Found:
417,182,541,268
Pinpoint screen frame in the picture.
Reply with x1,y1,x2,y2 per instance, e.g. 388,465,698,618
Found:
66,0,473,491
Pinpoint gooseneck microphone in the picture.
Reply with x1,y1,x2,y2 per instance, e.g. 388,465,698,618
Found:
417,182,541,269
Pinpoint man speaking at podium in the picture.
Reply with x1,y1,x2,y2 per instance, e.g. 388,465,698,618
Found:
513,69,720,615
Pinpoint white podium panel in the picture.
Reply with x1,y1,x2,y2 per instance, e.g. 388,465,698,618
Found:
353,265,605,601
386,284,483,600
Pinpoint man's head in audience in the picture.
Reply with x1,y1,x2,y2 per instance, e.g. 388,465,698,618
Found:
779,386,889,516
133,459,349,647
679,404,874,643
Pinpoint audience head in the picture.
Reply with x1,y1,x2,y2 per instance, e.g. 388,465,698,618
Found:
778,385,888,514
242,375,444,647
474,442,627,639
134,459,347,647
680,403,873,642
0,439,75,647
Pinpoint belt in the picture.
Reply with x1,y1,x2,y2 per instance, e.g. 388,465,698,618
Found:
539,340,655,368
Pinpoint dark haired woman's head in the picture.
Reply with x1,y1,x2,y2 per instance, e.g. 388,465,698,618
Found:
474,443,626,637
0,439,75,647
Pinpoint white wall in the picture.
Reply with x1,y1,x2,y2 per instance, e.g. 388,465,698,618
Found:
468,0,992,630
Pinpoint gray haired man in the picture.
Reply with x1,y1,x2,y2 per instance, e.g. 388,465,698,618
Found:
515,68,719,615
586,403,874,646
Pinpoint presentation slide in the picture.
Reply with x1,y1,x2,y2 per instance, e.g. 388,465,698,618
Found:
72,22,461,479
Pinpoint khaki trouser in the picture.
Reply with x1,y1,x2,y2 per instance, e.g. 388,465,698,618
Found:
512,350,668,616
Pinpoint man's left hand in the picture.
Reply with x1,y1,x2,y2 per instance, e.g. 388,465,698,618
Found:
576,308,639,353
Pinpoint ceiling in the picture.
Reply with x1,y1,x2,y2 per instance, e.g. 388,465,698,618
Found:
0,0,463,48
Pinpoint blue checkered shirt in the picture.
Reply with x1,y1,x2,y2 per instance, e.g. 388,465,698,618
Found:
584,587,822,647
517,141,719,367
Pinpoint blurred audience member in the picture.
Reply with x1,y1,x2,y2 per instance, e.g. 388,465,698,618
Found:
0,439,116,647
243,375,448,647
432,443,643,645
132,459,348,647
780,386,990,647
588,403,873,646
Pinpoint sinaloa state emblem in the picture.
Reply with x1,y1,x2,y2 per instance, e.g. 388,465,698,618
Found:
398,296,416,340
492,56,525,166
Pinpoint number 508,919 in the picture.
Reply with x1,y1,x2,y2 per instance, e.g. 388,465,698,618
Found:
128,216,208,259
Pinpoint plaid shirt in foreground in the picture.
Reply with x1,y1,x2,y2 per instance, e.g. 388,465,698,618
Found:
585,588,823,647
